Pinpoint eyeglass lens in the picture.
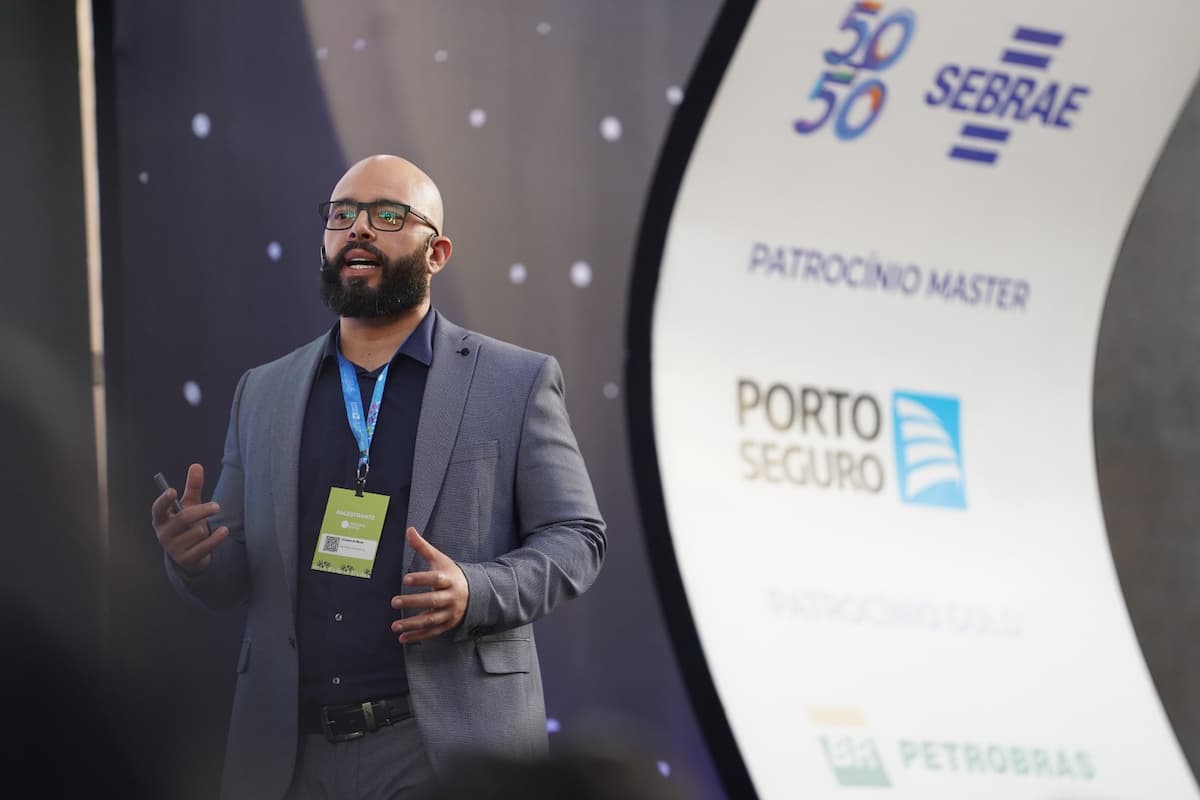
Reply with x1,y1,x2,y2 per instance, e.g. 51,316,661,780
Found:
323,201,408,231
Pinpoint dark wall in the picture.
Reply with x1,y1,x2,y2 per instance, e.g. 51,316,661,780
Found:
1095,77,1200,776
0,1,144,794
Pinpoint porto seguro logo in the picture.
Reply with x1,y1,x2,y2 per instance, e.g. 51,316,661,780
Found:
926,25,1090,165
794,1,917,141
891,391,966,509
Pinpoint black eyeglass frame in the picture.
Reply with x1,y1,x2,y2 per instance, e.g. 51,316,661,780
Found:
318,199,441,236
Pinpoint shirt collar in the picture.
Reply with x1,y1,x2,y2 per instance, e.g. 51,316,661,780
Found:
322,307,438,369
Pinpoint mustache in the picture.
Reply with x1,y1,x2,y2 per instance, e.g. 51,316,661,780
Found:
321,241,389,285
331,241,388,269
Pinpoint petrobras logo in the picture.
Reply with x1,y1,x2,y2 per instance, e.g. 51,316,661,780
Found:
809,706,1099,790
925,25,1090,165
735,378,966,510
892,391,966,509
792,1,917,141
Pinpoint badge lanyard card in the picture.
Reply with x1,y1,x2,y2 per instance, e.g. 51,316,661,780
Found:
311,348,396,579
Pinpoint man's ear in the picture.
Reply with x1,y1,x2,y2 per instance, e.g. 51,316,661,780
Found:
428,235,453,274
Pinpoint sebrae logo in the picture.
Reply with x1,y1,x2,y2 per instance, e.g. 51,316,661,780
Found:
891,391,966,509
925,24,1090,165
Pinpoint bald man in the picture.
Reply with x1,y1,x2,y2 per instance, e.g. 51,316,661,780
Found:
151,156,607,800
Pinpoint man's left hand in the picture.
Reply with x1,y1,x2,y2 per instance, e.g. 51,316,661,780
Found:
390,526,469,644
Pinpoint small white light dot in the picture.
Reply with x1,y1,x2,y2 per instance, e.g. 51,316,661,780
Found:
536,21,551,35
469,108,487,128
341,520,349,529
137,171,149,184
316,46,329,60
352,38,367,52
603,382,620,400
657,761,671,778
434,49,448,63
600,116,623,142
546,718,561,733
509,263,527,284
267,241,282,262
570,261,592,288
666,85,684,105
183,381,202,407
191,113,211,139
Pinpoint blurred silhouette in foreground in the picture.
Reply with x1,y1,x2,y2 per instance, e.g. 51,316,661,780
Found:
416,750,691,800
0,591,149,799
415,719,699,800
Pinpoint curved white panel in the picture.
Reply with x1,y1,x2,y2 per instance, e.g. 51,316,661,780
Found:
650,0,1200,797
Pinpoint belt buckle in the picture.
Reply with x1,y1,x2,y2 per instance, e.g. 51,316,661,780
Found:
320,705,367,743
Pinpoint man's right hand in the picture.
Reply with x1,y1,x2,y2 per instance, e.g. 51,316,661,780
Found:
152,463,229,575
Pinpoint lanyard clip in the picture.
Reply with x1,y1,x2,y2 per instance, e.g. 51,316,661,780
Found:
355,459,369,497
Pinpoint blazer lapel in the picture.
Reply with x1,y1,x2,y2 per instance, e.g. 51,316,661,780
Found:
270,335,325,612
405,317,478,574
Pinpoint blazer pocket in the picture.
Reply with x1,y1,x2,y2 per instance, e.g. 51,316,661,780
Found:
475,638,532,675
236,638,252,674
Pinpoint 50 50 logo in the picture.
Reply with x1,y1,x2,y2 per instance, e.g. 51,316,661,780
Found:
736,378,965,510
793,1,917,141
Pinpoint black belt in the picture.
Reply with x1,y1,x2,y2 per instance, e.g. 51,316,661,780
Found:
302,694,412,742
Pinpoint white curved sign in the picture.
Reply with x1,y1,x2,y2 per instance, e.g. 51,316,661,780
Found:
647,0,1200,796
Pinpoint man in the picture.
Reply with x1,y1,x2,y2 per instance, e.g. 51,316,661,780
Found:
151,155,606,800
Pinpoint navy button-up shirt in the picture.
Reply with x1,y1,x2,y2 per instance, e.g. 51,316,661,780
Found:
296,309,435,707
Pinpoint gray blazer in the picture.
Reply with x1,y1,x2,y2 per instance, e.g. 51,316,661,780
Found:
166,314,607,800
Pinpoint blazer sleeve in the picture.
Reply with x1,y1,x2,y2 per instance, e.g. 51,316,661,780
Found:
164,369,251,610
455,355,607,638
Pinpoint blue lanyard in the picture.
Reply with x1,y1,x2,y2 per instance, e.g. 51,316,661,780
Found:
336,349,391,496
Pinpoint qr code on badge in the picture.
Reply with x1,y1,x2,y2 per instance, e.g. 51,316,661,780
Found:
322,536,340,554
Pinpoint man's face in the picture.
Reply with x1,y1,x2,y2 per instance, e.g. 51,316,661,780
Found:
319,160,442,318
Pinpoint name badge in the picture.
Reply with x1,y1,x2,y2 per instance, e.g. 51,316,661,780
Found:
311,487,390,579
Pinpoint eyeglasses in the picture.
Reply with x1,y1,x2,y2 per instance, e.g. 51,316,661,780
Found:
318,199,440,236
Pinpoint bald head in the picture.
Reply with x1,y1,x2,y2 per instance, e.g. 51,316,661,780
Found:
331,154,445,232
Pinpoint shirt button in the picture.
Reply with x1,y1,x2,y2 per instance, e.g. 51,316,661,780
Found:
334,612,343,622
332,676,341,686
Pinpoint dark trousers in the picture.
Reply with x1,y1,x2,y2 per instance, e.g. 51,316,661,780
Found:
285,716,435,800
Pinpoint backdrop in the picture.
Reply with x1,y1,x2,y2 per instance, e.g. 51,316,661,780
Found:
100,1,723,798
88,0,1200,798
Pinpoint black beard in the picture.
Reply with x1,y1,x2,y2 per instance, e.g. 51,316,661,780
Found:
319,241,429,318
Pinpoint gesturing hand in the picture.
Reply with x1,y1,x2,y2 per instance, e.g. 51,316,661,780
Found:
151,463,229,575
390,527,469,644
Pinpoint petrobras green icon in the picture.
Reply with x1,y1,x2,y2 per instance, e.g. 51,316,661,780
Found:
820,735,892,788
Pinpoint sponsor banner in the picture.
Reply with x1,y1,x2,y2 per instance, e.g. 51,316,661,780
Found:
649,0,1200,797
811,706,1098,792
